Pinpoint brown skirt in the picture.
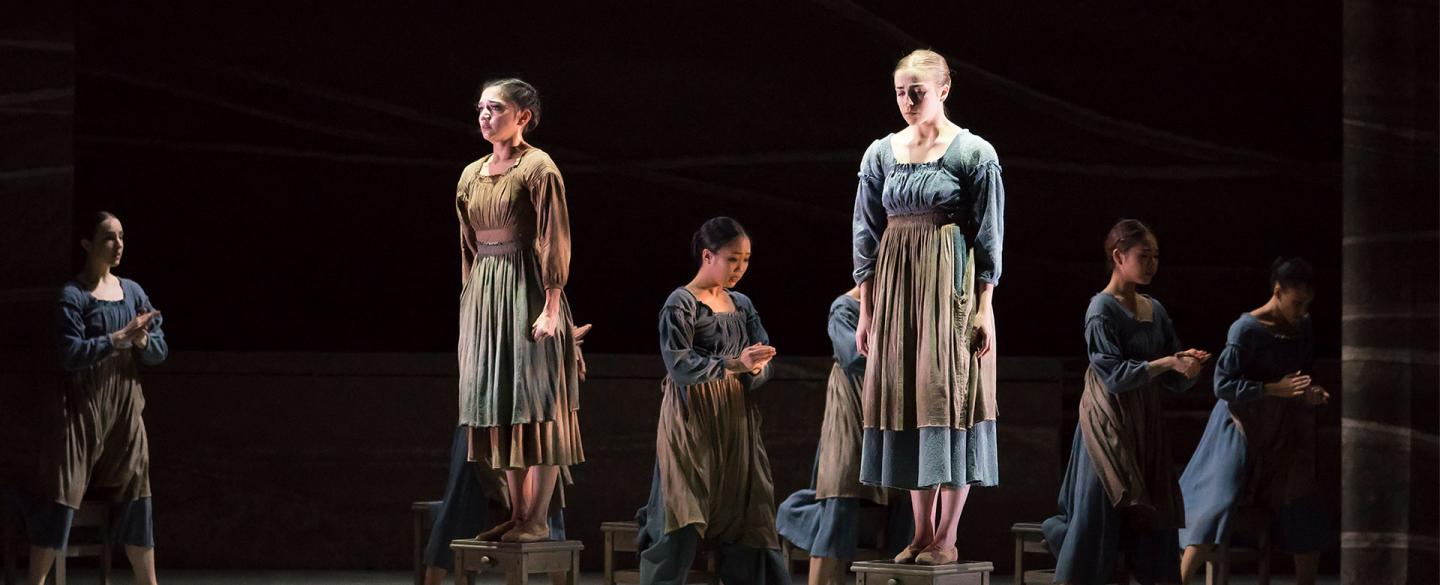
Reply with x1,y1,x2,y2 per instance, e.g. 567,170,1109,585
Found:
655,375,780,549
34,354,151,508
815,364,886,504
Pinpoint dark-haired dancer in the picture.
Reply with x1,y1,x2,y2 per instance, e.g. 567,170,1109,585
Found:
455,76,584,542
637,217,790,585
1179,258,1332,585
27,212,166,585
777,287,914,585
852,49,1005,565
1042,220,1211,585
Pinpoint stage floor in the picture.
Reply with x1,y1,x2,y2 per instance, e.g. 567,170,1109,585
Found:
41,569,1340,585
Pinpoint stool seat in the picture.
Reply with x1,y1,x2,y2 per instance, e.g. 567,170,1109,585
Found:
851,560,995,585
452,539,583,585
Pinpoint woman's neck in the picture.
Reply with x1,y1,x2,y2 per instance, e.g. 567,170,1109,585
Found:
686,274,724,298
1253,297,1294,329
1103,272,1138,299
908,117,951,143
78,261,112,289
490,136,528,162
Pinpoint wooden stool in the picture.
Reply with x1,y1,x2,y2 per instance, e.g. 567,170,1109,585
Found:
2,499,114,585
1192,506,1272,585
1010,522,1052,585
600,520,718,585
410,501,440,585
452,539,582,585
851,560,995,585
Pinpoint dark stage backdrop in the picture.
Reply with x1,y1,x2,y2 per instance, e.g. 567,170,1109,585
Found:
68,0,1341,359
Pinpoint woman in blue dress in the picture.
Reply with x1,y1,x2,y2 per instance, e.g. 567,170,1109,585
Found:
1179,258,1332,585
637,217,789,585
852,49,1005,565
1042,219,1211,585
26,211,167,585
776,288,914,585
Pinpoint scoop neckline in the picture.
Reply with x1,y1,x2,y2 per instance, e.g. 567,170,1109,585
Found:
478,147,534,180
887,129,963,167
1099,291,1152,323
1240,312,1304,339
680,286,741,316
75,277,126,304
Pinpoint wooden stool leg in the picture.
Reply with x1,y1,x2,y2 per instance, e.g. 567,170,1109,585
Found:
1257,528,1272,585
507,557,528,585
454,551,471,585
604,531,615,585
413,510,424,585
1013,537,1024,585
570,550,581,585
54,553,65,585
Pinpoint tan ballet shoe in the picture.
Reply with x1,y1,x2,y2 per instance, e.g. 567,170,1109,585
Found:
915,546,958,566
500,522,550,543
474,519,516,541
894,544,925,564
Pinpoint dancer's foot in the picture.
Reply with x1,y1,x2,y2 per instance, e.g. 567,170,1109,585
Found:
915,546,958,566
894,544,926,564
475,519,516,541
500,521,550,543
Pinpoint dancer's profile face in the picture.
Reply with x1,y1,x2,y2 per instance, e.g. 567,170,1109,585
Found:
476,87,528,143
1273,284,1314,324
82,217,124,268
700,236,752,289
894,69,949,125
1113,234,1159,286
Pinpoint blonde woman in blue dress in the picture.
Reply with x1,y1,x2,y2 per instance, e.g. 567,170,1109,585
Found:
852,49,1005,565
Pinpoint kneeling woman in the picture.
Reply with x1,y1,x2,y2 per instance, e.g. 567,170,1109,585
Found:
777,288,913,585
637,217,789,585
1179,258,1333,585
1042,219,1210,585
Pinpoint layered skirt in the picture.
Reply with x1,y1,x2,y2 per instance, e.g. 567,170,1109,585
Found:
457,241,583,469
652,376,780,550
860,213,999,490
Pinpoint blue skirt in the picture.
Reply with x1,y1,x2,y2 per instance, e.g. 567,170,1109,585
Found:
859,420,998,490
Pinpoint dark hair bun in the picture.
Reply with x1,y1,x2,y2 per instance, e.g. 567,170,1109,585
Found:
692,217,747,261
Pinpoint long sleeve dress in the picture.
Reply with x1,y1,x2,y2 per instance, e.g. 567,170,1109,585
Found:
636,288,790,585
776,293,913,560
1179,314,1333,553
28,278,168,550
454,148,583,470
1042,293,1196,585
852,129,1004,491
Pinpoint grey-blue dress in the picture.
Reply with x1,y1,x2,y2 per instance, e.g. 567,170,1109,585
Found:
28,278,168,550
1043,293,1195,585
637,288,789,585
776,294,913,560
852,130,1004,490
1179,314,1333,553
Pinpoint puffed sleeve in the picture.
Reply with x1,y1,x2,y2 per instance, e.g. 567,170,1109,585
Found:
1154,302,1197,393
970,159,1005,285
129,281,168,366
852,140,888,285
659,293,727,386
1213,319,1262,403
1084,312,1153,394
736,293,772,390
828,297,864,377
529,160,571,290
456,166,477,286
56,288,113,372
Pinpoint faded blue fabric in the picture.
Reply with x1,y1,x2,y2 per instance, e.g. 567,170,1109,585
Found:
658,288,771,390
58,278,167,372
1043,293,1193,585
851,130,1004,286
1180,314,1333,553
